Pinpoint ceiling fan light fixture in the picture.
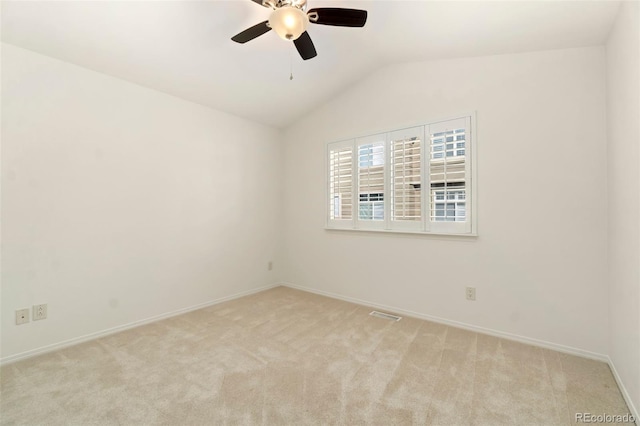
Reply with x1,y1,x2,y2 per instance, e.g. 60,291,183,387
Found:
269,6,308,41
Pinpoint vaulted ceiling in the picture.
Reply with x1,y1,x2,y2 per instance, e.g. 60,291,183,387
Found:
1,1,620,128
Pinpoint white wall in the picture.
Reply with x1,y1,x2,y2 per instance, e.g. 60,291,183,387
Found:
1,44,283,360
1,18,636,413
282,46,609,356
606,1,640,416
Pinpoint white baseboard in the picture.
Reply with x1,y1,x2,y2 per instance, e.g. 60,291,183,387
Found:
281,282,640,422
4,280,637,423
607,356,639,425
280,282,608,361
0,283,280,366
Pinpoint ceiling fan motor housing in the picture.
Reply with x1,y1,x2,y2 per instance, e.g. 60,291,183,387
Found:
263,0,307,11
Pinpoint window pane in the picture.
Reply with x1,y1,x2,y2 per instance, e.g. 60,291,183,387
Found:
359,143,384,168
333,195,341,218
457,203,466,221
373,202,384,220
431,126,465,160
435,203,445,221
430,187,466,222
359,204,372,219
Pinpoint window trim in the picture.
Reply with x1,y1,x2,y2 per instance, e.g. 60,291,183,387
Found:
326,112,477,236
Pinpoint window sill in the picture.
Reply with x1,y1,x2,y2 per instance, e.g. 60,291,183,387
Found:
324,227,478,238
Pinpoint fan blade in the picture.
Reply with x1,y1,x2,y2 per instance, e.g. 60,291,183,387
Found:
293,31,317,60
231,21,271,44
307,8,367,27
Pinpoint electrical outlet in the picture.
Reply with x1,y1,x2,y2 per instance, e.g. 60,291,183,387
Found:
268,261,273,271
16,308,30,325
466,287,476,301
33,304,47,321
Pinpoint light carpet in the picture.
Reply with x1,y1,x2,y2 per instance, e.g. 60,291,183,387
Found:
0,286,633,425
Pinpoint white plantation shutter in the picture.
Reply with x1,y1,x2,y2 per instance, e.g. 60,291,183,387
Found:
326,114,474,235
427,117,471,234
390,127,424,231
356,135,386,229
328,140,354,228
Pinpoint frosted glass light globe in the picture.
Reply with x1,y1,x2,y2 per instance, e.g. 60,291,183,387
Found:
269,6,308,41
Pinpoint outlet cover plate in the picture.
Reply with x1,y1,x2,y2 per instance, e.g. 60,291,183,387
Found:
466,287,476,301
33,304,47,320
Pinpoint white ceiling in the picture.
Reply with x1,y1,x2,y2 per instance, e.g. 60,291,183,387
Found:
1,1,621,128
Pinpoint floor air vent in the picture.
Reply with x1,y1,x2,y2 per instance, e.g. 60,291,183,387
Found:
369,311,402,321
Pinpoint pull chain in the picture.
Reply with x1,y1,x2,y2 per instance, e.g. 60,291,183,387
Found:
289,49,294,81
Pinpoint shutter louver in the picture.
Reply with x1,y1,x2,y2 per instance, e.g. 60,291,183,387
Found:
329,146,353,220
358,141,385,221
429,119,468,224
391,134,422,222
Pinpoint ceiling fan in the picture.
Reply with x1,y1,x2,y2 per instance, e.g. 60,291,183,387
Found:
231,0,368,60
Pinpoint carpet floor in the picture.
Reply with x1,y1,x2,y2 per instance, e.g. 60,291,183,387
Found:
0,286,633,425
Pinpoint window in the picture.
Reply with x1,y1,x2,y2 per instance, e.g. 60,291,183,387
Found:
431,184,466,222
327,115,475,235
358,143,384,168
359,193,384,220
431,129,466,159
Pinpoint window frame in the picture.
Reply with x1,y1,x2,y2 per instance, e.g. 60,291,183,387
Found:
326,113,477,236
